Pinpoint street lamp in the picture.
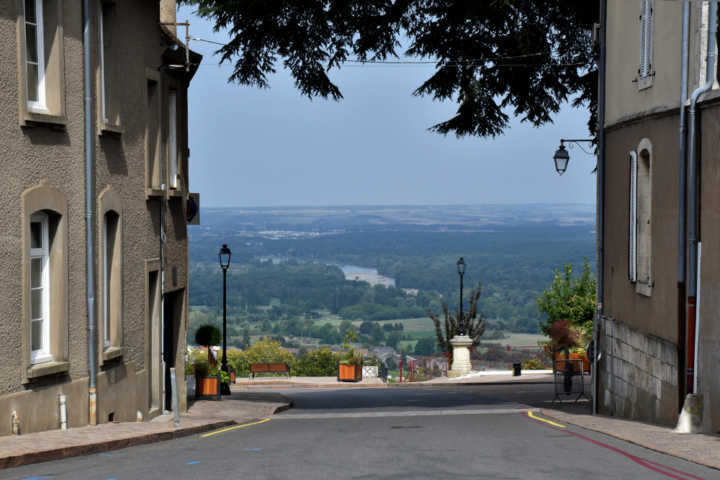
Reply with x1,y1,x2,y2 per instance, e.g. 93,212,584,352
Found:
218,244,231,395
552,139,594,175
457,257,466,335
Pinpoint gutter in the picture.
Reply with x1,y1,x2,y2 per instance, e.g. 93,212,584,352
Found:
592,0,607,417
82,0,98,425
686,0,717,395
677,0,690,412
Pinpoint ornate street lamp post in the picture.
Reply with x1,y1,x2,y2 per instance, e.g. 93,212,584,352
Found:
448,257,472,377
218,244,231,395
552,139,594,175
457,257,466,335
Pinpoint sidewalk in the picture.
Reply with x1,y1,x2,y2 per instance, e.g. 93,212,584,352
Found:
418,370,554,385
0,391,291,469
540,406,720,471
438,381,720,472
233,376,387,389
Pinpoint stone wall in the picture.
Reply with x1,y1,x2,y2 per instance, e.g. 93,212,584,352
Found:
598,316,680,426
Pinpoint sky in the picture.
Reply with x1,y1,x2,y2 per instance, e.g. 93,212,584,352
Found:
180,6,597,208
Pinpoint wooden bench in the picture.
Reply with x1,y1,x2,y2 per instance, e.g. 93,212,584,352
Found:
249,362,291,379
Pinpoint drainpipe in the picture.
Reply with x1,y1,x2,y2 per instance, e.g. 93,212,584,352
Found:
687,0,717,396
677,0,690,411
592,0,607,417
83,0,98,425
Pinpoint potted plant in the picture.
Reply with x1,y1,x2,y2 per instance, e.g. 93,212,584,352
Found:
338,331,363,382
193,324,223,397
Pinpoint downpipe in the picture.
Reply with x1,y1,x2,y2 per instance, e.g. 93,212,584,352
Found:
687,0,716,396
677,0,717,433
83,0,98,425
677,0,690,411
592,0,607,416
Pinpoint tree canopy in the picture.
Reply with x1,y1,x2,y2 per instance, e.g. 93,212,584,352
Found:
182,0,598,137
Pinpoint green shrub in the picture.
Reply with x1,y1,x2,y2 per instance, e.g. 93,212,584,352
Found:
293,348,339,376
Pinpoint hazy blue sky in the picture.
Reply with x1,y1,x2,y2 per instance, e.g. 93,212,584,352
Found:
180,6,597,208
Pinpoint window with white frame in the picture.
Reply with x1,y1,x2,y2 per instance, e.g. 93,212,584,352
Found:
168,90,178,189
30,212,51,364
24,0,46,110
638,0,654,87
628,151,638,283
629,145,652,295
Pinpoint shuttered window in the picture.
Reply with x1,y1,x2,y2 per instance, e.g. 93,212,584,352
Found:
639,0,653,79
629,151,638,283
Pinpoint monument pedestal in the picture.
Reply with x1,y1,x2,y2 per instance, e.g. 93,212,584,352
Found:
447,335,473,378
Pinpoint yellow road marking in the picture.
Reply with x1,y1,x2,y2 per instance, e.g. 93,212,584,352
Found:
527,410,566,428
201,418,271,438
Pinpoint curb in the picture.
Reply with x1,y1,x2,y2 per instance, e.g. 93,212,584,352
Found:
0,401,292,470
539,409,720,472
389,381,553,387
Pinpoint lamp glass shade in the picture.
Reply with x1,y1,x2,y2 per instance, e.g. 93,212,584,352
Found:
553,145,570,175
218,244,232,269
456,257,466,275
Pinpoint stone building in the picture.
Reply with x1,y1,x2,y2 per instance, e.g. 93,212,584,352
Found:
0,0,200,434
598,0,720,431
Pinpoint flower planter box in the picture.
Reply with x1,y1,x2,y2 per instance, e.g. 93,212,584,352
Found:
230,371,236,384
338,363,363,382
196,375,221,398
553,352,589,373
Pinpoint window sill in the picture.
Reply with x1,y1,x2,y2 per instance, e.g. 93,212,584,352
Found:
102,346,125,362
99,122,123,137
167,188,185,199
636,281,653,297
21,111,68,129
637,75,653,91
25,360,70,381
146,188,165,199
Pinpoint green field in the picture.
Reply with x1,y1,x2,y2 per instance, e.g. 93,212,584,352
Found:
311,314,546,348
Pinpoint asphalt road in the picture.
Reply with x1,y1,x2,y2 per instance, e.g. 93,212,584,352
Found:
4,387,717,480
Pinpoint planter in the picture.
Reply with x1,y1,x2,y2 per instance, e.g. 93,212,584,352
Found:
230,371,236,384
338,363,363,382
553,352,589,373
196,376,221,397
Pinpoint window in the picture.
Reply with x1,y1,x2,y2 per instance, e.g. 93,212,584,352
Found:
638,0,653,89
98,1,108,124
18,0,66,126
168,90,178,189
102,211,119,347
97,0,120,131
630,140,653,296
98,187,123,361
22,183,69,380
145,73,163,194
24,0,46,111
628,151,638,283
30,212,51,363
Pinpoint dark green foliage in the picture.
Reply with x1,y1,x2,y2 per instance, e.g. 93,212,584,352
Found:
194,324,221,348
293,349,340,376
414,336,437,356
194,324,221,363
180,0,598,137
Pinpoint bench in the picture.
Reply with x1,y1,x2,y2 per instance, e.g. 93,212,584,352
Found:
249,362,291,379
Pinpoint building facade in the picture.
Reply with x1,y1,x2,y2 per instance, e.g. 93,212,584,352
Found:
600,0,720,431
0,0,200,434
